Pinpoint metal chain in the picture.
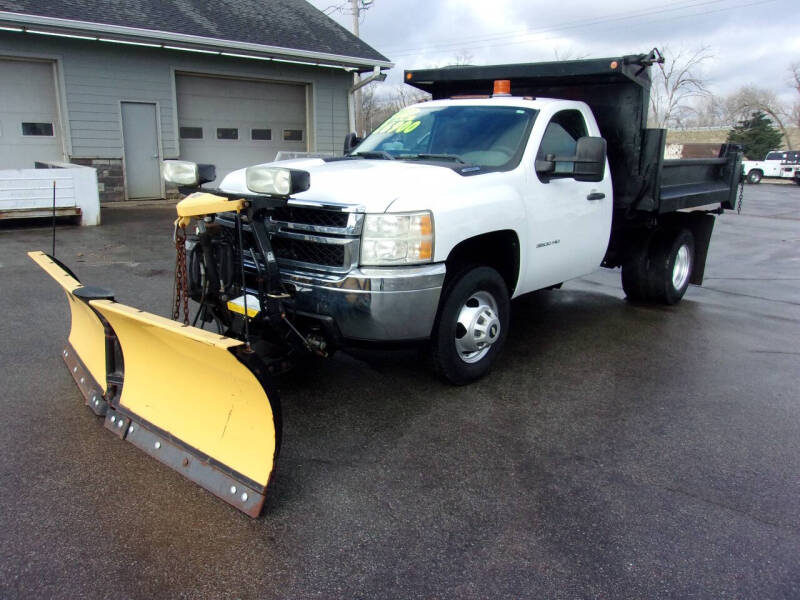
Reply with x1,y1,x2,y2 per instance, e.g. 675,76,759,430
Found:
173,225,190,325
737,179,744,215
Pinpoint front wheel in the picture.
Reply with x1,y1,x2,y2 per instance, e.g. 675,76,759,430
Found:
747,170,762,184
429,266,510,385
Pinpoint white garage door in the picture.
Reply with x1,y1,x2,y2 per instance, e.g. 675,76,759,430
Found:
176,74,307,185
0,58,63,169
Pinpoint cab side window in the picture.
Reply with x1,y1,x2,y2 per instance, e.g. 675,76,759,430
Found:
536,110,588,180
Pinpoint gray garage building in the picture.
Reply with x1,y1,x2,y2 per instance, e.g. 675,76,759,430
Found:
0,1,391,201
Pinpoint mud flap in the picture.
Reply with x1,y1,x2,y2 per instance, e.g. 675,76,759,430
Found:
28,251,279,517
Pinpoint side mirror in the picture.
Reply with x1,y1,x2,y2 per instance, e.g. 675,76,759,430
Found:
534,154,555,176
343,132,362,155
573,137,606,182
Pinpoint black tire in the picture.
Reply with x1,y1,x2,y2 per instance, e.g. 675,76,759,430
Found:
747,170,762,184
429,266,510,385
646,228,695,305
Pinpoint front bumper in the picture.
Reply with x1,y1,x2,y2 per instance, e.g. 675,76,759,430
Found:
282,263,446,342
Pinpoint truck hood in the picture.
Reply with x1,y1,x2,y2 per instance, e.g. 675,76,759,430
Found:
218,158,467,213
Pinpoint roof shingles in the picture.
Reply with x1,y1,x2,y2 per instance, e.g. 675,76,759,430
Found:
0,0,388,62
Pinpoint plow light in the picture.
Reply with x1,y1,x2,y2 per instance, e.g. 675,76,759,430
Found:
245,166,310,197
162,160,216,186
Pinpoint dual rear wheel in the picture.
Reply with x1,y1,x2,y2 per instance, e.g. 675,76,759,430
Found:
621,228,695,305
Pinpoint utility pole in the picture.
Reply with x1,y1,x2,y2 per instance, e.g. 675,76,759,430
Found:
350,0,360,38
348,0,372,135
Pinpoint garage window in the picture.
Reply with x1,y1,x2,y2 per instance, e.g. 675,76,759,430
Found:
217,128,238,140
22,122,54,136
252,128,272,141
180,127,203,139
283,129,303,142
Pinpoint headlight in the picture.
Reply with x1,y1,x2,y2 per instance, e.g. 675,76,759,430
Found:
361,212,433,265
162,160,199,185
246,166,310,196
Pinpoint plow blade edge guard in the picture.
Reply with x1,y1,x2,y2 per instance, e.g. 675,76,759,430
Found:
29,251,279,517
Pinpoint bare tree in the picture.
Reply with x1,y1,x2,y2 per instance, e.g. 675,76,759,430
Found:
383,84,430,113
357,82,380,135
356,83,430,136
679,94,731,127
451,50,474,67
789,62,800,129
648,46,713,128
725,85,794,149
552,47,589,61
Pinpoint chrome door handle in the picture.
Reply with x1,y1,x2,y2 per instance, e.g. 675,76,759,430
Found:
151,154,159,159
587,192,605,201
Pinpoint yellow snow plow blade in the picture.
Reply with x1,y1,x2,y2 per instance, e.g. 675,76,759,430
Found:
28,251,108,402
90,300,278,514
28,251,279,517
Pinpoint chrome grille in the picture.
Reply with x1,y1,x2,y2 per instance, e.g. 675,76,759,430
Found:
218,204,361,273
271,236,345,267
271,206,349,229
269,203,362,272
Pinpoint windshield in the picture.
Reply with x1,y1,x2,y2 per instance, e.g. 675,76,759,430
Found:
353,105,537,169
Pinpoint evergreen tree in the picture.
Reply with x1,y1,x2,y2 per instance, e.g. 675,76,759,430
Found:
726,111,783,160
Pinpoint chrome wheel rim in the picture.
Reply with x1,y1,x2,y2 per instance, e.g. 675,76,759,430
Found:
672,244,691,290
454,291,501,364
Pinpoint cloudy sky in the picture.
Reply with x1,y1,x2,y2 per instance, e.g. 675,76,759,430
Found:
310,0,799,104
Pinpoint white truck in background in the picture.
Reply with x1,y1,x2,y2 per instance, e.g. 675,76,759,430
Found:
742,150,800,183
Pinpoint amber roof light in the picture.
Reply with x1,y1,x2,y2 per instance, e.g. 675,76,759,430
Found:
492,79,511,96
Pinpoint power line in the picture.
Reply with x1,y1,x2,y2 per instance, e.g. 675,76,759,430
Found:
386,0,781,59
380,0,722,54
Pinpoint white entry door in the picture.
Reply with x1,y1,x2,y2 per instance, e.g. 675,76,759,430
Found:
121,102,161,199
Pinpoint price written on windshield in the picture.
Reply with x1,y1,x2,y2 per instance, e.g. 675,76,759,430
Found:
374,108,423,134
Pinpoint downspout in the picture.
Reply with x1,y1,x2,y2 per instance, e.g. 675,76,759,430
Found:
348,65,387,134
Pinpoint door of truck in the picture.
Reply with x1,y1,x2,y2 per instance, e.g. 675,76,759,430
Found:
520,107,612,292
764,152,786,177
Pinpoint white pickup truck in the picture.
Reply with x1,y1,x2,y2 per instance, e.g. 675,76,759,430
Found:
742,150,800,183
166,52,742,384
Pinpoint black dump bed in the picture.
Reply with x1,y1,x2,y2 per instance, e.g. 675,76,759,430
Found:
406,52,742,214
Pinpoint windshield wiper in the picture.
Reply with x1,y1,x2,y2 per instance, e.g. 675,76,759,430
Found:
401,153,469,165
350,151,395,160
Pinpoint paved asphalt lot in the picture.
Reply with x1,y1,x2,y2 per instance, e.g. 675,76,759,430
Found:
1,184,799,599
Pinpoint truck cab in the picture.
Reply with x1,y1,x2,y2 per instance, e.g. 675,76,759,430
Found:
215,95,612,377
